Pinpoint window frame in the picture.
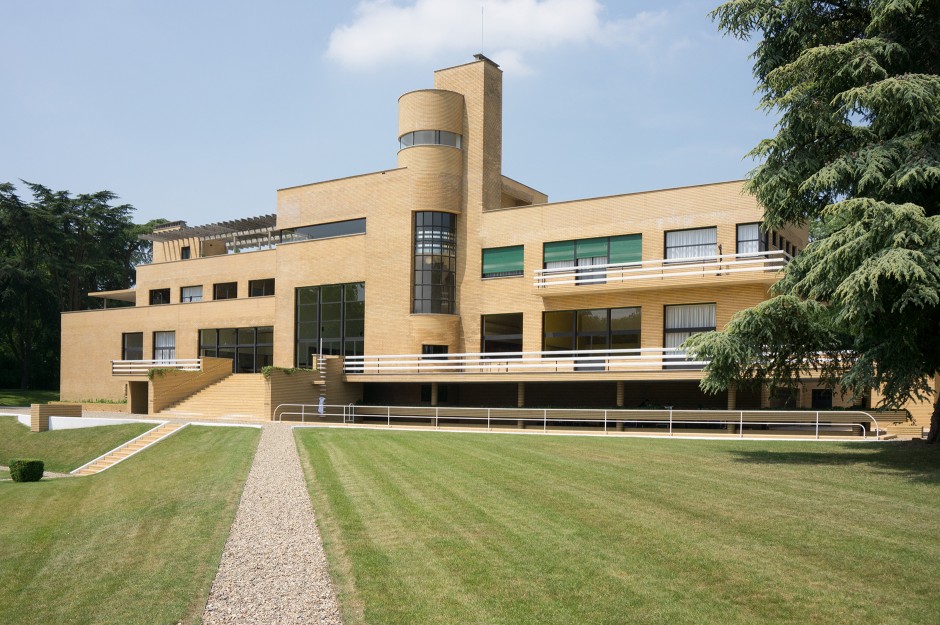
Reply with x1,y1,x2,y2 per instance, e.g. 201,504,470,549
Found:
482,245,524,279
213,282,238,300
662,302,716,369
248,278,275,297
664,226,718,263
180,285,203,303
153,331,176,362
122,332,143,360
149,288,171,306
481,313,524,357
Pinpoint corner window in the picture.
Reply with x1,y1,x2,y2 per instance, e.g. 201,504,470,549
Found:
665,227,717,261
213,282,237,300
122,332,143,360
249,279,275,297
181,285,203,303
153,331,176,362
149,288,170,305
413,212,456,314
482,246,524,278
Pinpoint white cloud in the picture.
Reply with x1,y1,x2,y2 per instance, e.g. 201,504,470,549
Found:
325,0,678,72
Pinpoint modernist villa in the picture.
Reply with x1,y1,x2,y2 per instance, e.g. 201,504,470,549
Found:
63,54,891,423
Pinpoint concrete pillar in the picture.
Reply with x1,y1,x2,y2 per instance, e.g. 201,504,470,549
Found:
430,382,438,407
616,381,625,408
727,384,737,410
517,382,525,408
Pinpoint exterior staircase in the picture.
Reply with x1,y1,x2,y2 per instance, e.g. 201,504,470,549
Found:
158,373,269,421
73,422,184,476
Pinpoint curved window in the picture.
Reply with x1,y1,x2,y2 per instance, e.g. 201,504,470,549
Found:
399,130,462,150
413,212,456,314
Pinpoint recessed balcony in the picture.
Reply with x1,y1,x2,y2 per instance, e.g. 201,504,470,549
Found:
533,250,790,295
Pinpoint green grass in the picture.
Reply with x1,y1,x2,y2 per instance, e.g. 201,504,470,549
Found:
0,416,152,473
297,430,940,625
0,425,259,625
0,388,58,406
0,468,8,480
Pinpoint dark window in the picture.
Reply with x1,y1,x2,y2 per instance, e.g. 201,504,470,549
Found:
422,345,449,356
812,389,833,409
399,130,462,150
664,303,715,369
149,288,171,305
153,331,175,361
665,227,717,261
181,246,191,260
199,326,273,373
481,313,523,355
736,223,766,254
249,279,275,297
413,212,456,314
542,307,641,352
213,282,237,300
280,218,366,243
294,282,365,367
482,246,524,278
122,332,143,360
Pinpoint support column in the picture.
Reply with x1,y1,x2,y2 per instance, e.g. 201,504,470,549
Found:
727,384,737,410
517,382,525,429
616,381,625,408
430,382,438,407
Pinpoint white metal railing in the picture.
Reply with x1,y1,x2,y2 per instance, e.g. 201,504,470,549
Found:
343,347,704,375
534,250,791,288
275,404,880,440
111,359,202,375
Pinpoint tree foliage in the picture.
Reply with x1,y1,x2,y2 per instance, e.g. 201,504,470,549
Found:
687,0,940,440
0,182,164,389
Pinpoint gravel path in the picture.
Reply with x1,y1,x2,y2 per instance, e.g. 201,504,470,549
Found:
202,423,343,624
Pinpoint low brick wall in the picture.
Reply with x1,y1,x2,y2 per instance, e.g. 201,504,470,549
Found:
30,403,82,432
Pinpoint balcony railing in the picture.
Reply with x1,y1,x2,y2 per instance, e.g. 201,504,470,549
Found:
343,348,704,375
111,359,202,376
533,249,790,288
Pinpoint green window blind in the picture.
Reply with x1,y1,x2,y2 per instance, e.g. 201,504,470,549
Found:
482,246,524,277
544,240,575,264
609,234,641,263
576,237,608,259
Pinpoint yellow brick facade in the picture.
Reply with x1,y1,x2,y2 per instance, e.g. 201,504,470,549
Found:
61,56,838,412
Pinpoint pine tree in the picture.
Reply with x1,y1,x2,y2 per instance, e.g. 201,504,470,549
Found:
686,0,940,441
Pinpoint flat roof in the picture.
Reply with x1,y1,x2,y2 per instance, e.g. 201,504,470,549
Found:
88,288,137,303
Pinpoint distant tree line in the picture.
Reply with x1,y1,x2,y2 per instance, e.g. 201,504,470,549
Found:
0,181,165,389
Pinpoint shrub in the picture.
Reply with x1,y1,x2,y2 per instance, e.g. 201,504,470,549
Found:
10,459,44,482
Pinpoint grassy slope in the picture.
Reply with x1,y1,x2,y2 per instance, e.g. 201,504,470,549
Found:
0,425,259,625
0,416,152,473
0,389,59,406
298,430,940,625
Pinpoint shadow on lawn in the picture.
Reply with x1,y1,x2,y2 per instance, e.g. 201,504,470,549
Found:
728,441,940,484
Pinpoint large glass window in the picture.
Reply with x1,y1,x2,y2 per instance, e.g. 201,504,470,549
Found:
665,227,718,261
481,313,523,355
664,303,716,368
482,246,524,278
199,326,273,373
213,282,237,300
153,331,175,362
413,212,456,314
149,288,170,305
249,279,275,297
399,130,462,149
295,282,365,367
542,307,641,352
180,285,203,303
736,223,767,255
280,218,366,243
122,333,143,360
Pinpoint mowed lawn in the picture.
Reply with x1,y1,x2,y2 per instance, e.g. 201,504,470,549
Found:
0,389,59,406
0,416,152,473
297,429,940,625
0,425,259,625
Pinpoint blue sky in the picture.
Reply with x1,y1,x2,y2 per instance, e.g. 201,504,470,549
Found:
0,0,772,225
